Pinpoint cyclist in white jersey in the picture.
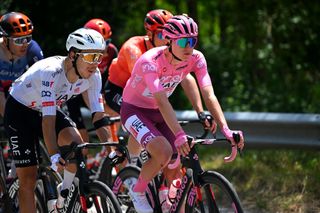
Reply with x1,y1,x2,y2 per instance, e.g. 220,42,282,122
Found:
3,28,111,213
120,15,245,213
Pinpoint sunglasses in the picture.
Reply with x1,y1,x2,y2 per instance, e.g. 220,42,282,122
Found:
77,53,103,64
105,38,111,46
157,31,164,40
175,37,198,48
9,35,32,46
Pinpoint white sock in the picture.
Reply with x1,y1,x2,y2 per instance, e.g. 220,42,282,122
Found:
62,169,76,190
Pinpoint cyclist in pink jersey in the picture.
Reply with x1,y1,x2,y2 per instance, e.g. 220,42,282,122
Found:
107,10,215,170
120,15,245,213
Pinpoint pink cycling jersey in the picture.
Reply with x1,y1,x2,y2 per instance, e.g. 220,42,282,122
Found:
122,46,212,109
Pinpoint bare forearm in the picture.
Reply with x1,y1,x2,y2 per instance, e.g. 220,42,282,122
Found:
95,126,111,142
155,92,183,135
181,74,203,113
42,116,59,155
93,112,112,142
0,92,6,117
201,86,227,128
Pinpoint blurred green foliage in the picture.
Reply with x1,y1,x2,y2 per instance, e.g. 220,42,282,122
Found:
2,0,319,113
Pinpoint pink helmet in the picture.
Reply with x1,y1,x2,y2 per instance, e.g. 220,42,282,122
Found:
162,15,198,39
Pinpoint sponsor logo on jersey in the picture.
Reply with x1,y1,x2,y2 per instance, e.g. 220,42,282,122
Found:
42,101,54,107
142,62,157,73
125,115,150,142
26,83,32,88
52,68,63,78
74,87,80,93
41,91,52,97
42,81,54,87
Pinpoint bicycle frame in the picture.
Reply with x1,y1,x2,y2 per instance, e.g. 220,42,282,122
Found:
149,135,241,213
63,141,129,212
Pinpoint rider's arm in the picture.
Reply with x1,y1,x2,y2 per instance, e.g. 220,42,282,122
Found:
0,91,5,117
92,111,111,142
87,71,111,142
145,72,183,135
200,85,227,128
42,115,59,155
180,73,204,114
125,44,144,74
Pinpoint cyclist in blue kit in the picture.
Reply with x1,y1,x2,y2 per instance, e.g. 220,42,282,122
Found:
0,12,43,117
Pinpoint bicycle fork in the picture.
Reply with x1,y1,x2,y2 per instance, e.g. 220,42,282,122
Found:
169,169,193,213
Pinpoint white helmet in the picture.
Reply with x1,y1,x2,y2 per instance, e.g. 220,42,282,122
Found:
66,28,106,51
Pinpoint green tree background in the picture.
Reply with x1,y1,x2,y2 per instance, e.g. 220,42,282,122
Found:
2,0,319,113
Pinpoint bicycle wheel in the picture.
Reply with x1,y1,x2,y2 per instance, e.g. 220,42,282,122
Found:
185,171,243,213
0,177,9,213
82,180,122,213
7,179,46,213
111,166,141,212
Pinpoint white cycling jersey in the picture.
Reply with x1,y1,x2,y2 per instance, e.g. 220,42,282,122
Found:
10,56,104,116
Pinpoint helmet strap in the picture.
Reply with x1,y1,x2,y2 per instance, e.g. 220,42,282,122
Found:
169,43,182,61
72,54,82,79
150,32,156,48
5,39,15,60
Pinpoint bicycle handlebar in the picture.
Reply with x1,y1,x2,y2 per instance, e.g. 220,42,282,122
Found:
168,133,242,169
64,141,130,162
178,120,210,139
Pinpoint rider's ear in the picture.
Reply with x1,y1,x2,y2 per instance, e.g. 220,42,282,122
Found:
68,51,76,61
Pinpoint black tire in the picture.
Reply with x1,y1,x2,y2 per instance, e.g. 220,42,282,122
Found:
0,177,10,213
111,166,141,213
82,180,122,213
97,157,113,186
185,171,243,213
6,178,46,213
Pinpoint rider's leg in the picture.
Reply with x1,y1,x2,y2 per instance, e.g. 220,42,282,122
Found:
57,126,83,188
127,135,141,165
16,166,37,213
134,136,172,192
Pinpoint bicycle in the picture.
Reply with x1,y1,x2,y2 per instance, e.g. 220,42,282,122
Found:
112,133,244,213
58,141,124,213
92,117,209,187
0,140,62,213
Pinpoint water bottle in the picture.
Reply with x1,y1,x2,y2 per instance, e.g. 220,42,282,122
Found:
168,178,181,201
47,199,57,213
158,184,170,213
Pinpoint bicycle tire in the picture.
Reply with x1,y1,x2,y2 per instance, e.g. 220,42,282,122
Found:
111,166,142,212
6,179,46,213
0,177,9,213
185,171,243,213
82,180,122,213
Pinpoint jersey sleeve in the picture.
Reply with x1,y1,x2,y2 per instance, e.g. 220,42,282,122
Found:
27,40,44,67
192,53,212,88
40,68,57,116
87,70,104,113
124,43,144,75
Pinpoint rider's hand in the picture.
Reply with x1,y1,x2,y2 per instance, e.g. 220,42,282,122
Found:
198,112,217,134
174,131,190,157
50,153,65,172
221,125,244,150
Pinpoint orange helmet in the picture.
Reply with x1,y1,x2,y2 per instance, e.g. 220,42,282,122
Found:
84,18,112,40
0,12,33,37
144,9,173,32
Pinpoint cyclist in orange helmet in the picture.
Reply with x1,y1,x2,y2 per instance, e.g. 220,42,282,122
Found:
0,12,44,117
65,18,118,142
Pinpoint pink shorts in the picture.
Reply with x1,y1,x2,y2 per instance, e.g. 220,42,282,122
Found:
120,102,176,153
